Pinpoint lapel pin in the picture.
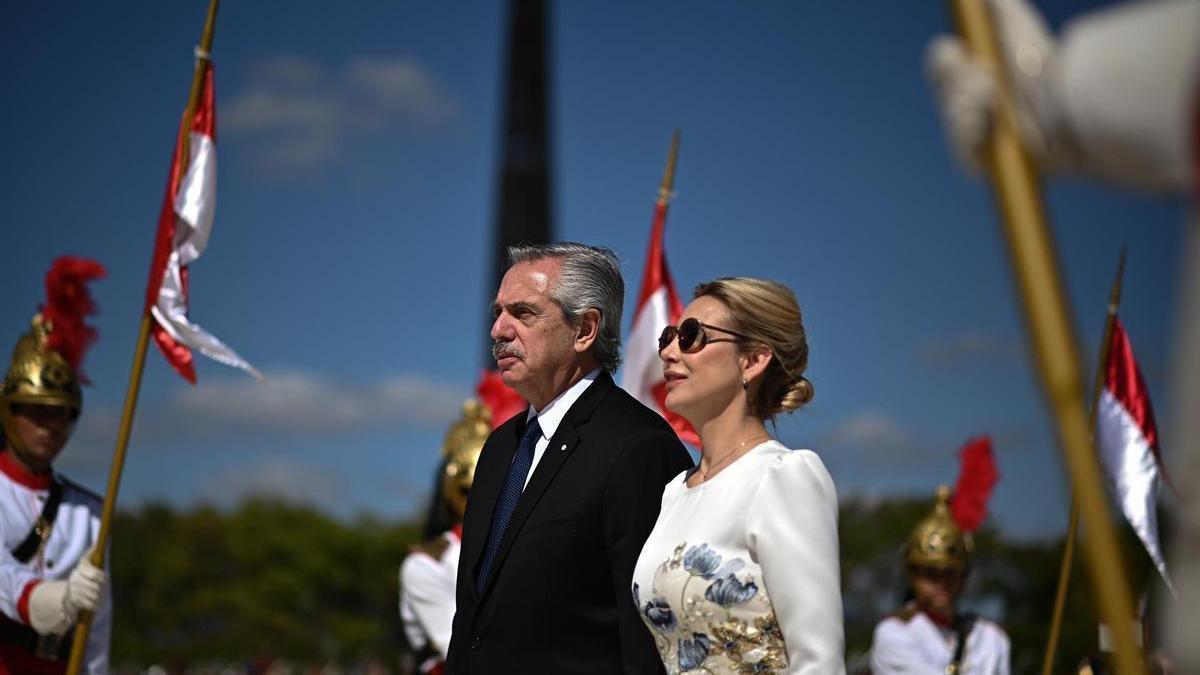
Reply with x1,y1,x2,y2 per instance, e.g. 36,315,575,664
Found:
560,444,567,451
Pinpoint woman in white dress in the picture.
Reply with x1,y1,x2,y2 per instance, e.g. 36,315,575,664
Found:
632,277,845,674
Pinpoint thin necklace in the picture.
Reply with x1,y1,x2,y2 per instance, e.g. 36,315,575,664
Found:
696,434,772,483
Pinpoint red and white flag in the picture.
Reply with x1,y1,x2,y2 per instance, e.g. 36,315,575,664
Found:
1095,317,1172,592
144,62,260,384
621,200,699,446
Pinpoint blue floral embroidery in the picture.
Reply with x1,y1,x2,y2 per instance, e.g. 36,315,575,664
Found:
678,632,712,671
683,543,745,579
648,542,787,671
705,573,758,606
643,596,677,632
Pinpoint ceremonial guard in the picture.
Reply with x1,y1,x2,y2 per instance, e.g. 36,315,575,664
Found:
0,257,109,674
400,400,491,675
869,440,1009,675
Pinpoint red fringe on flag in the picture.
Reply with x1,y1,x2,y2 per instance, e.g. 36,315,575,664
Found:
949,436,999,533
42,256,106,380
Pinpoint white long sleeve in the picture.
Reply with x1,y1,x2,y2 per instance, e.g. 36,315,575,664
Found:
746,450,845,674
1057,0,1200,191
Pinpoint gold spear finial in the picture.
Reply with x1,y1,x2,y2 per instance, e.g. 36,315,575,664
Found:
656,129,681,206
1109,245,1127,313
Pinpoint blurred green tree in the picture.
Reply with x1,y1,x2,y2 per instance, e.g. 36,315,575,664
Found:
111,499,421,671
109,496,1167,673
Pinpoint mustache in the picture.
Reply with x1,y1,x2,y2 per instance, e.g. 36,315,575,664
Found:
492,341,525,361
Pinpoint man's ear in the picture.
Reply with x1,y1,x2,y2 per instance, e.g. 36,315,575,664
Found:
574,308,601,354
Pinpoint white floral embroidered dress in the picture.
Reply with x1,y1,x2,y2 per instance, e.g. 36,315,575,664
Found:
632,441,845,674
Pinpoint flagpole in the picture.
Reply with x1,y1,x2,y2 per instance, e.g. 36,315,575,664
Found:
65,1,221,671
658,129,680,206
945,2,1145,674
1040,248,1127,675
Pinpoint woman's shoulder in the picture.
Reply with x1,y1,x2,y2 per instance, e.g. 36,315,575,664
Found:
757,441,833,476
753,442,838,503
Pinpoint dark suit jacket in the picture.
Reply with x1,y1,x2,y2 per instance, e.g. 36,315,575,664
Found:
446,371,693,674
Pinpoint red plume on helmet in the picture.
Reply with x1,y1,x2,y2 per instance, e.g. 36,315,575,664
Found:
949,436,999,533
475,370,526,430
41,256,107,381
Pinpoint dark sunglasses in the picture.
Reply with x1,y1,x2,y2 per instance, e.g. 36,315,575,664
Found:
658,318,753,354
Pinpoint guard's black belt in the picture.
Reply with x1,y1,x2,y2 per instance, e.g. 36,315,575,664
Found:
0,615,72,660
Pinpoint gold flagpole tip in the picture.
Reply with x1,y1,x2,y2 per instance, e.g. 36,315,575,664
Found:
1109,246,1128,312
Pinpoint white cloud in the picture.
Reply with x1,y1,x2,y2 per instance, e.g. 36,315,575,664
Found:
247,55,324,87
59,369,465,455
199,456,346,508
165,368,464,437
347,58,456,123
223,88,344,136
820,411,922,465
222,54,459,177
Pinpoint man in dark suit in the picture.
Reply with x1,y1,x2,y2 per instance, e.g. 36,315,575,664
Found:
446,243,692,674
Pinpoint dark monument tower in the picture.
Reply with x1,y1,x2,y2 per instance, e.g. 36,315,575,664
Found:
487,0,554,361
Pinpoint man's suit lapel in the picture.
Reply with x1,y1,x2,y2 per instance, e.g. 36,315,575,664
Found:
476,372,615,600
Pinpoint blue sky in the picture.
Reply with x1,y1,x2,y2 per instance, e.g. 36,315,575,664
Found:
2,1,1185,537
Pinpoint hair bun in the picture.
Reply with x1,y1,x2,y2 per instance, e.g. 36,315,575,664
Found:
778,376,814,413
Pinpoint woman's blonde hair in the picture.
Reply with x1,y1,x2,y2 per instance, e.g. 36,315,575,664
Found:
693,277,813,419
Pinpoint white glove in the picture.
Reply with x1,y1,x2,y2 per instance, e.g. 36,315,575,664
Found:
928,0,1200,191
28,581,71,636
925,0,1070,172
26,556,107,636
64,555,106,615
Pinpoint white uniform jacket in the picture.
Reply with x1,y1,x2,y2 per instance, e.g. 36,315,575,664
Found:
400,525,461,672
0,451,109,674
869,606,1010,675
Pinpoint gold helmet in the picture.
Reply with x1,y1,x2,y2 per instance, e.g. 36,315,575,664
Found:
2,315,82,412
904,485,970,572
441,399,492,519
0,257,105,453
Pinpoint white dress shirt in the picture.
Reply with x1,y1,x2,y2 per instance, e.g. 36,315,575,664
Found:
522,369,599,490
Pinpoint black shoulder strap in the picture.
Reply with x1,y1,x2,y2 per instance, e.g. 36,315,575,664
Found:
948,614,976,674
11,479,64,564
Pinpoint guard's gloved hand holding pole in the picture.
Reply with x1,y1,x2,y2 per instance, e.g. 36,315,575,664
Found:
28,554,107,636
926,0,1068,171
925,0,1200,191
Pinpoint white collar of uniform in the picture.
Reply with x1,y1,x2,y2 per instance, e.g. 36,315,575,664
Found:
526,368,601,441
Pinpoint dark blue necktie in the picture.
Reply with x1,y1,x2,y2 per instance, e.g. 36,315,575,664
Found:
476,417,542,593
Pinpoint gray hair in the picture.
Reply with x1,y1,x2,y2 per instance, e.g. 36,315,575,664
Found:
507,242,624,373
